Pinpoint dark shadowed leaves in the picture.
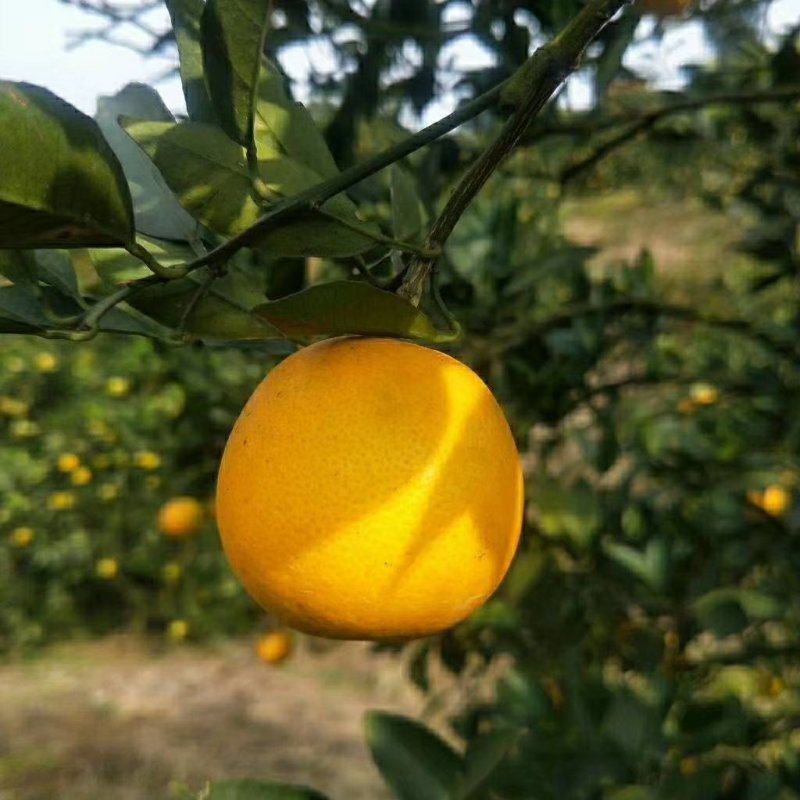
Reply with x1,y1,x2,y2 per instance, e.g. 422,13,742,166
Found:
391,165,424,242
0,81,134,248
364,711,464,800
202,779,331,800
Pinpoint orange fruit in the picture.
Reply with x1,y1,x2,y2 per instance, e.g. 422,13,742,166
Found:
256,630,294,665
216,336,524,640
639,0,691,15
158,496,205,539
762,485,791,518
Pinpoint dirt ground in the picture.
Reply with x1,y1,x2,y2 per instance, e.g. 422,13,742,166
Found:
0,635,425,800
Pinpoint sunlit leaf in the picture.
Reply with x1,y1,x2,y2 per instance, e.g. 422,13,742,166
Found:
96,83,201,243
256,59,340,178
0,81,134,248
201,0,271,149
123,120,378,256
165,0,217,123
255,281,456,341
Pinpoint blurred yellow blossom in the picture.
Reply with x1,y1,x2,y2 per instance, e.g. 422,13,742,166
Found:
71,466,93,486
106,377,131,397
11,527,34,547
96,558,119,579
48,491,76,511
98,483,119,502
134,451,161,470
168,619,190,642
162,562,182,584
34,352,59,372
0,397,29,417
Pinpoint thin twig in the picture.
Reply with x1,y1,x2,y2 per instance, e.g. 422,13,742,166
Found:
398,0,631,305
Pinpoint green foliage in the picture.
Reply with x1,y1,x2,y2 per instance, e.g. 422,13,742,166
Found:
1,3,799,800
0,82,134,248
0,336,270,650
199,779,331,799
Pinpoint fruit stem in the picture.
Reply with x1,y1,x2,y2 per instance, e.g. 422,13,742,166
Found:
398,0,630,306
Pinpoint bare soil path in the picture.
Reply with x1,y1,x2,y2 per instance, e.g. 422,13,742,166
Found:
0,635,422,800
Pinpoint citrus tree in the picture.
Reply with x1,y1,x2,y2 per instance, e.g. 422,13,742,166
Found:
2,0,800,798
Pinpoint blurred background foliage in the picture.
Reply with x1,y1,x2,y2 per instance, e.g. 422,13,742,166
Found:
3,0,800,798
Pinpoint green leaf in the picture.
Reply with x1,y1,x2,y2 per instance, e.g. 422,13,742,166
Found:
364,711,464,800
202,779,331,800
0,285,49,327
602,537,668,592
254,281,456,341
0,81,134,247
34,250,79,298
0,250,39,293
90,236,192,288
694,589,781,638
165,0,217,123
127,269,283,342
96,83,201,243
123,120,377,256
391,165,423,242
594,15,639,101
458,727,523,799
201,0,271,149
256,60,339,178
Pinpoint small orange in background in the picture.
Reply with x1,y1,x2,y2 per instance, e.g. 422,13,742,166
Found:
256,630,294,665
158,496,205,539
639,0,691,16
762,485,791,518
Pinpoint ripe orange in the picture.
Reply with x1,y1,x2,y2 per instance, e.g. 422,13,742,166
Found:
639,0,691,15
256,630,294,665
216,336,524,640
158,496,205,539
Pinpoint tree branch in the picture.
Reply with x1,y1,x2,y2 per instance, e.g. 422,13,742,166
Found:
397,0,631,305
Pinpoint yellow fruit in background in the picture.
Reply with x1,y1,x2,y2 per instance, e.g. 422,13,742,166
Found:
134,451,161,470
677,398,695,415
71,466,93,486
96,557,119,580
11,527,34,547
98,483,119,502
47,491,76,511
639,0,691,16
256,630,294,665
762,485,791,518
216,337,524,640
158,496,205,539
34,352,58,372
162,562,183,584
106,376,131,398
57,453,81,473
0,397,29,417
679,756,700,776
690,383,719,406
168,619,190,642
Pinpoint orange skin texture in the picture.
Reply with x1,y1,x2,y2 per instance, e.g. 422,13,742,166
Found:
256,631,294,665
216,337,524,641
158,497,206,539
